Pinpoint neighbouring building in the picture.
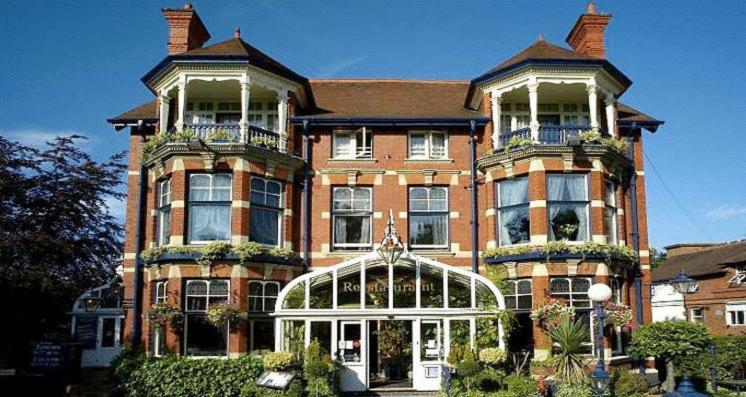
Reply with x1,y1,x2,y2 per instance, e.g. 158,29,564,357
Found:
103,2,662,391
652,241,746,335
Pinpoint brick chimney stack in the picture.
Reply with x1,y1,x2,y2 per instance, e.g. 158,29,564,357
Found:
162,3,210,55
565,2,612,59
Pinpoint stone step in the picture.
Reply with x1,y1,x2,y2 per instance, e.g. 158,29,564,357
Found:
345,390,439,397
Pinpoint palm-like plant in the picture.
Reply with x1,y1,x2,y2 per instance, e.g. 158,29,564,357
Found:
548,315,591,382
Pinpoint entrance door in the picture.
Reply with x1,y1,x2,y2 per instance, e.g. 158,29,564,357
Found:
338,320,366,392
368,320,413,390
82,316,123,367
413,319,443,390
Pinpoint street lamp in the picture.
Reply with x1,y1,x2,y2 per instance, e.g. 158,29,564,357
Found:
669,270,698,294
588,283,613,397
82,295,101,312
377,209,405,265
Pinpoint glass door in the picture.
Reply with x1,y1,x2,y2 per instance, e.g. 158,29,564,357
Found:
413,319,443,390
338,320,366,392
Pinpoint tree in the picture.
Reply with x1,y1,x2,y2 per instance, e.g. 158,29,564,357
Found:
628,321,713,391
547,315,590,382
0,135,126,366
649,247,667,269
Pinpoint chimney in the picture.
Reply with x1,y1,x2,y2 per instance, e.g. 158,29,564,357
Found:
162,3,211,55
565,2,612,59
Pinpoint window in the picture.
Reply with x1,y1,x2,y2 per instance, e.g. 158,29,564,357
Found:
153,281,168,356
547,174,589,242
154,281,168,303
157,179,172,246
604,180,618,245
726,302,746,326
497,178,530,245
504,280,532,311
333,127,373,159
184,279,230,356
409,187,449,248
339,321,362,363
550,278,591,309
249,177,283,246
332,187,373,249
609,278,626,356
249,320,275,354
248,101,279,131
188,174,232,243
248,281,280,312
690,307,704,323
409,131,447,159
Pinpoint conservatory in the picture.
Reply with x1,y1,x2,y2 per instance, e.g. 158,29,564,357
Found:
273,252,506,392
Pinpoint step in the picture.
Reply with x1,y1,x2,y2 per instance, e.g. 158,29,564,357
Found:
345,390,439,397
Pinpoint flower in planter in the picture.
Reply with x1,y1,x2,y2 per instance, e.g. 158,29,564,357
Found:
206,301,245,329
148,302,184,330
531,298,575,330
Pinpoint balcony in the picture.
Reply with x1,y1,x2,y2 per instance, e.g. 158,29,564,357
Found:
184,123,284,150
498,125,608,147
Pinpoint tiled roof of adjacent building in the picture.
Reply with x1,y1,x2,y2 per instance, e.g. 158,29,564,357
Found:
301,79,482,119
107,99,158,124
652,240,746,282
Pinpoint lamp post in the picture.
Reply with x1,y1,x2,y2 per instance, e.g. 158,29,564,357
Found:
82,295,101,312
588,283,613,397
377,209,405,265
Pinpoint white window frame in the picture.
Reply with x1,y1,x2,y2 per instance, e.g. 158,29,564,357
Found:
248,281,281,312
690,307,704,323
248,100,279,132
408,186,449,249
183,279,231,357
153,281,168,357
408,131,448,160
157,179,172,246
249,177,284,247
726,302,746,326
496,177,531,247
332,127,373,159
547,173,591,242
504,279,533,312
187,173,232,244
604,180,618,245
609,278,625,356
155,281,168,303
332,187,373,249
728,269,746,286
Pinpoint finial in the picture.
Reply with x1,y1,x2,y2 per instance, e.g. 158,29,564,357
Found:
586,2,597,14
234,27,241,39
537,33,545,42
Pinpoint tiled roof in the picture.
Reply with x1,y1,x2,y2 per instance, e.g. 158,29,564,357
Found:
107,99,158,123
302,79,482,119
617,102,661,124
482,40,596,77
652,240,746,282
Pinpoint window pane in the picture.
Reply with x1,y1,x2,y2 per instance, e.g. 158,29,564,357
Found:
212,187,231,201
517,295,533,310
213,174,232,188
334,216,371,246
550,279,570,294
476,280,498,308
252,321,274,353
190,175,210,188
337,264,361,309
549,203,588,241
185,314,227,357
572,279,590,293
365,264,388,309
420,321,442,362
251,178,265,193
310,322,332,356
499,205,530,245
605,207,617,244
409,134,427,157
431,134,446,157
267,181,281,195
517,280,532,294
249,282,263,296
409,214,448,247
249,207,280,246
101,318,117,347
282,281,305,309
499,178,529,206
449,320,470,349
190,188,209,201
189,204,231,241
409,199,429,211
547,174,587,201
340,322,361,362
420,266,444,308
309,273,333,309
410,187,428,199
393,263,416,308
335,133,351,157
448,272,471,308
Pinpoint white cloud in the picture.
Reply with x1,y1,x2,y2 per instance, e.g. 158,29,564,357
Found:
705,204,746,220
2,128,92,148
317,54,369,77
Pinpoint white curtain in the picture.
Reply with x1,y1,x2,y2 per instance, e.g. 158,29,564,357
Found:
250,207,280,245
334,216,370,245
410,214,447,246
499,178,530,245
189,204,231,241
547,175,588,241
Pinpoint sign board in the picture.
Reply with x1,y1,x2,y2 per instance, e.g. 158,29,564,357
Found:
30,341,67,370
122,298,135,309
75,316,98,349
255,371,296,390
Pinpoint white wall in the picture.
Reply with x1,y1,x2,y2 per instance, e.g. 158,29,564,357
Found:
651,283,686,322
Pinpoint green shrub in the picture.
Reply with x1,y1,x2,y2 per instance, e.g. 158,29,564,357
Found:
240,379,303,397
263,351,295,371
478,348,507,366
554,379,594,397
110,347,146,387
610,368,650,397
303,340,337,397
504,374,540,396
115,354,263,397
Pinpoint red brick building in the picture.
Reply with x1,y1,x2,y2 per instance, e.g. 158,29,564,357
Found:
652,241,746,336
107,2,662,391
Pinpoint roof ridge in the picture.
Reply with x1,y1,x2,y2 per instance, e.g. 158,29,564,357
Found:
309,78,469,84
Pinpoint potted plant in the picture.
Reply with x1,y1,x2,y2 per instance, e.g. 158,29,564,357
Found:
148,302,183,330
205,301,245,330
378,321,407,380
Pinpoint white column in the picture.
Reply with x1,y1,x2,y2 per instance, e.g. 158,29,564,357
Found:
587,83,599,132
158,92,170,134
528,81,540,141
490,92,501,149
175,77,186,132
604,93,616,136
277,90,289,152
239,77,251,142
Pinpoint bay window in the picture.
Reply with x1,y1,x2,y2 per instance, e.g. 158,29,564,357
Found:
547,174,589,242
497,177,530,245
332,187,373,249
550,277,592,349
409,187,449,248
249,177,283,246
408,131,447,159
604,180,618,245
248,281,280,312
157,179,172,246
184,279,230,357
333,127,372,159
188,174,232,243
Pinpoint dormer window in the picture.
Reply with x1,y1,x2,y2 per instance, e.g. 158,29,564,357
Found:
333,127,373,159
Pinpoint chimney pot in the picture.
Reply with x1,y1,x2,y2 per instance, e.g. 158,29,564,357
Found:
234,27,241,39
183,3,193,10
586,2,596,14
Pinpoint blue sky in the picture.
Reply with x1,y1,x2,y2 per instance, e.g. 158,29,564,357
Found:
1,1,745,250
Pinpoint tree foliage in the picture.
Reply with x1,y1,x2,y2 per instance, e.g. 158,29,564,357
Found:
0,135,126,365
628,321,713,366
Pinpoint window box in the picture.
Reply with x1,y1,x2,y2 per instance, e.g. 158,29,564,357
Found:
142,249,302,267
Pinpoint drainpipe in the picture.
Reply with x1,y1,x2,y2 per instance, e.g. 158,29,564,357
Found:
301,120,311,273
469,120,479,273
131,127,148,347
626,123,644,373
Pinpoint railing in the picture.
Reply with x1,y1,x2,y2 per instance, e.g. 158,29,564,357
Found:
181,123,285,151
498,125,609,148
